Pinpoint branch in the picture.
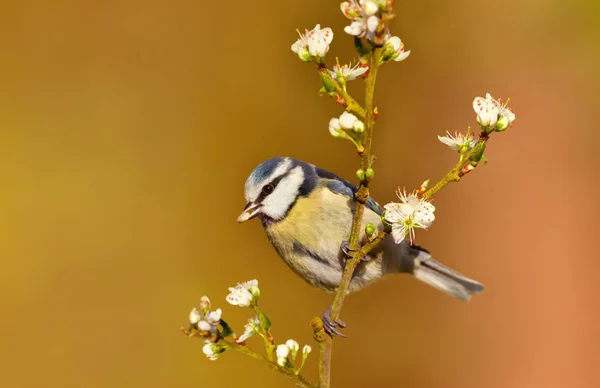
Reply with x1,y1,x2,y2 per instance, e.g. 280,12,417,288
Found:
317,66,366,119
423,132,490,199
317,47,384,388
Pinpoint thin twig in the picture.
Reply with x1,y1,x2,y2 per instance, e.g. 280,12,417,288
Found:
423,132,490,199
224,339,317,388
318,66,366,119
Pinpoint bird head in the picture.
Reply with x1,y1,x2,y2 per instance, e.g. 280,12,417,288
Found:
237,157,316,223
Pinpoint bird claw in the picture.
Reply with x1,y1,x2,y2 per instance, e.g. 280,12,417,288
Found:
340,240,372,263
322,305,347,338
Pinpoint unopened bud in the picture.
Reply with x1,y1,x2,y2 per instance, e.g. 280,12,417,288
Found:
297,46,311,62
356,169,366,181
495,115,510,132
365,223,376,237
418,179,430,195
249,285,260,299
353,120,365,134
365,168,375,180
321,73,337,93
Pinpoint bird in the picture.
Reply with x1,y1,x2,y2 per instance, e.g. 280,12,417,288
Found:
237,157,484,336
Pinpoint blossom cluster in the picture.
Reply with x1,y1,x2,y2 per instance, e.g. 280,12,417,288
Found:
188,279,312,369
188,296,226,360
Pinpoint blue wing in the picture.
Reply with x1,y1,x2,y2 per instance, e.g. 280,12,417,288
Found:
316,166,383,215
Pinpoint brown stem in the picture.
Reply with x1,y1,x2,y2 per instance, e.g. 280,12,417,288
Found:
316,47,383,388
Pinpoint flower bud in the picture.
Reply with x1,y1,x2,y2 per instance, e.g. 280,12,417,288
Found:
495,115,510,132
353,120,365,134
285,339,299,360
302,344,312,358
365,223,376,237
365,168,375,180
189,308,202,325
363,0,379,16
297,46,311,62
276,344,290,367
321,73,337,93
339,111,358,130
249,285,260,299
356,169,366,181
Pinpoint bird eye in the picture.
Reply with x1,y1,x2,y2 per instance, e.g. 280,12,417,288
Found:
262,184,274,195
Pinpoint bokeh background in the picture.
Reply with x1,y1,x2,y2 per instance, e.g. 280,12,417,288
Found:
1,0,599,387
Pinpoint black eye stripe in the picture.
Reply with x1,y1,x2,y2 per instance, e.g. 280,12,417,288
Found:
256,173,287,202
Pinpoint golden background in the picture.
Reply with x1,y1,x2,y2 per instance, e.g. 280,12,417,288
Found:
1,0,599,387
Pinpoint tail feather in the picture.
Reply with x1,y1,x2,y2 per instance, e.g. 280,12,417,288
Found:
393,241,484,301
414,257,484,301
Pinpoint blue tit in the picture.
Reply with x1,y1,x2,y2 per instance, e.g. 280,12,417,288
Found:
237,157,484,336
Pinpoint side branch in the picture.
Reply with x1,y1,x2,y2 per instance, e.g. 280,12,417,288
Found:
423,132,490,199
317,66,366,119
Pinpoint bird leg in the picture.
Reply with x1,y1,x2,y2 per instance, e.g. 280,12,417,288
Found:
322,303,347,338
340,240,372,263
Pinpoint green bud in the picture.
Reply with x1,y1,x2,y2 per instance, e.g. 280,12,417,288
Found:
365,168,375,180
495,116,510,132
365,223,376,237
356,169,366,181
297,46,311,62
381,41,396,62
321,73,337,93
469,142,487,165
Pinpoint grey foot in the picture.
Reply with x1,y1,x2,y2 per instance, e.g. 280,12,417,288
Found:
340,240,372,263
322,304,347,338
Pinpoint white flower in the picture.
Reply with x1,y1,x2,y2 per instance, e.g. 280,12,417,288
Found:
340,1,362,20
384,36,410,62
344,19,367,37
236,316,260,344
437,131,478,151
189,296,222,336
498,102,515,124
285,339,300,360
384,189,435,244
276,344,290,367
473,93,501,129
291,25,333,60
226,279,260,307
306,24,334,58
328,62,369,82
291,30,307,54
189,308,202,325
329,118,343,138
203,343,223,361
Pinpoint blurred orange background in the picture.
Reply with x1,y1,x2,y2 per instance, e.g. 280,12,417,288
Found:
1,1,599,387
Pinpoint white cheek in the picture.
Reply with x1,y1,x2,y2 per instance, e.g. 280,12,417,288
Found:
245,158,292,202
261,166,304,220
